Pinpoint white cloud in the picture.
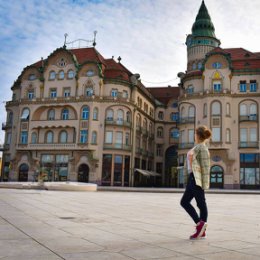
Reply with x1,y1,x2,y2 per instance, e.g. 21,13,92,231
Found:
1,0,260,143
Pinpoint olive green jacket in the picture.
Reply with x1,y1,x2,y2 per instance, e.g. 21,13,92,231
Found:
184,143,211,190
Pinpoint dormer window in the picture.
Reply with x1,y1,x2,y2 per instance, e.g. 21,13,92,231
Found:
28,74,36,81
250,80,257,92
86,70,95,77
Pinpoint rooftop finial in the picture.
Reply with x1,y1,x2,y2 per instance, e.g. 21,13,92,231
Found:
64,33,68,48
93,31,97,47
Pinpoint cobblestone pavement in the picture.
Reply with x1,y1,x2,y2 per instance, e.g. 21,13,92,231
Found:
0,188,260,260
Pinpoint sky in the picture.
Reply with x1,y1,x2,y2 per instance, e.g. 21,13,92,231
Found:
1,0,260,144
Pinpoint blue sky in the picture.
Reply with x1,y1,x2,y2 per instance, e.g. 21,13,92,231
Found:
1,0,260,144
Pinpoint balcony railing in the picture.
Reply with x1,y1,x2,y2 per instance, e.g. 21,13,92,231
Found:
239,142,259,148
239,115,258,122
105,119,131,128
2,122,12,130
178,143,194,149
17,143,77,150
178,117,195,125
103,143,132,151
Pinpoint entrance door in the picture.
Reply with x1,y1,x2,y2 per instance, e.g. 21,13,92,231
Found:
78,164,89,182
210,165,223,188
19,164,29,182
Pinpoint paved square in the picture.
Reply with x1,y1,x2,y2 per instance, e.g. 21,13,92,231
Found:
0,189,260,259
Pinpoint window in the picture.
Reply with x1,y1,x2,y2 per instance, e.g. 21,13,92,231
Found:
93,107,98,120
63,88,70,97
31,132,37,144
250,81,257,92
117,109,124,125
46,131,54,143
188,129,194,143
115,132,123,148
158,111,164,120
59,131,68,143
80,130,88,143
203,103,207,117
6,133,12,144
123,90,128,98
105,131,113,143
86,87,93,96
157,127,163,138
240,104,247,116
170,128,179,139
212,102,221,115
50,89,57,98
212,62,222,69
188,106,195,118
212,128,221,142
187,85,194,94
226,103,230,116
59,70,65,80
240,128,247,142
8,112,13,124
171,112,179,121
198,62,202,69
125,133,130,146
213,81,222,92
58,58,66,67
21,108,30,120
28,74,36,80
21,131,28,144
91,131,97,144
28,90,34,99
226,129,231,143
106,109,113,121
126,111,131,122
192,63,196,70
81,107,89,120
250,128,257,142
67,70,74,79
62,108,69,120
156,144,163,156
250,104,257,120
49,71,56,80
86,70,95,77
48,109,55,120
239,81,247,92
111,89,118,97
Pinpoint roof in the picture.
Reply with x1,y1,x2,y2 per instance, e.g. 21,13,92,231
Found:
147,87,179,105
209,47,260,70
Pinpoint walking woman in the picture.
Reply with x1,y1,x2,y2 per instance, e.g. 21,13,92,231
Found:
180,125,212,239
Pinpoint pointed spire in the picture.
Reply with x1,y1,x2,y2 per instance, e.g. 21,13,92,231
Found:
191,0,216,37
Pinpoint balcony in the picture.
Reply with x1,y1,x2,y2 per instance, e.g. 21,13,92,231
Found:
105,119,131,128
17,143,77,150
239,115,258,122
178,143,194,149
169,137,179,144
2,122,12,130
30,119,78,129
178,117,195,125
239,142,259,149
103,143,132,151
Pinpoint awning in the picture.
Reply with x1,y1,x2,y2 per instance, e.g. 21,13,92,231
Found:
135,169,161,177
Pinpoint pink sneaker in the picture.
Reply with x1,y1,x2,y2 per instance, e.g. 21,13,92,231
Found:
190,221,207,240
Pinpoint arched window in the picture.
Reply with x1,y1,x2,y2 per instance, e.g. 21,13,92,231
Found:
62,108,69,120
106,109,113,121
203,103,207,117
59,131,67,143
93,107,98,120
188,106,195,118
67,70,74,79
240,104,247,116
157,127,163,138
226,103,230,116
48,109,55,120
170,128,179,139
226,129,231,143
212,102,221,115
158,111,164,120
31,132,37,144
8,111,13,124
117,109,124,124
91,131,97,144
126,111,131,123
21,108,30,120
59,70,65,79
81,107,89,120
46,131,54,143
49,71,56,80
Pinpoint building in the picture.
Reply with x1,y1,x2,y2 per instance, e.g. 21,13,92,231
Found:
1,46,179,186
2,0,260,189
178,0,260,189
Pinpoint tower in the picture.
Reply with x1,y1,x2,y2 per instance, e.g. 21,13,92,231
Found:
186,0,221,72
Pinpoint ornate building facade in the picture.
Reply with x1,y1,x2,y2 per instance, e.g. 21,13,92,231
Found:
1,46,179,186
178,1,260,189
2,1,260,189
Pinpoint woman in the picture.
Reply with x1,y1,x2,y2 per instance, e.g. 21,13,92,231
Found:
180,125,212,239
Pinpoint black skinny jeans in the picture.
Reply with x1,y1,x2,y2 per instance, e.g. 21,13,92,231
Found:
180,173,208,224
